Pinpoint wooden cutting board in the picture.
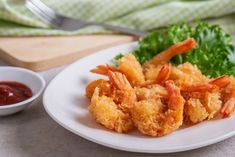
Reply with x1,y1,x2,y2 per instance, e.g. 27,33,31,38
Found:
0,35,136,71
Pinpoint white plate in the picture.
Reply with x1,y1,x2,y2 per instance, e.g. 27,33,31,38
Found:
43,42,235,153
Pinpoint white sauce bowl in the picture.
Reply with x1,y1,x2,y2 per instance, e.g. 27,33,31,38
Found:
0,67,45,116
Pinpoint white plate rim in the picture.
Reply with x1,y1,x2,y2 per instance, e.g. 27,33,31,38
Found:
43,42,235,153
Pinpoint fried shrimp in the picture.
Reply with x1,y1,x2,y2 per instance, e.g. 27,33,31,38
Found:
142,63,171,86
132,80,185,136
184,98,209,124
89,88,134,133
144,38,196,67
182,75,230,92
204,92,222,119
155,63,172,85
221,98,235,117
86,37,235,136
182,76,228,123
90,54,145,86
135,84,168,101
88,71,136,133
85,79,112,98
118,54,145,86
108,71,137,112
143,38,196,83
184,91,222,124
90,64,120,75
220,76,235,117
144,64,162,81
170,62,209,88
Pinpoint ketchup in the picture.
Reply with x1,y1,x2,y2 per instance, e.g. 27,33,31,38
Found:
0,81,33,106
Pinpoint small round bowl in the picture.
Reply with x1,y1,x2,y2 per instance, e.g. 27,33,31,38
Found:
0,66,46,116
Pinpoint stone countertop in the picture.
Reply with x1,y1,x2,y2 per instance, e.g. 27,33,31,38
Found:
0,60,235,157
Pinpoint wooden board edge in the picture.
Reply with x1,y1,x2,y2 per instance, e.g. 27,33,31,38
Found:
0,38,136,71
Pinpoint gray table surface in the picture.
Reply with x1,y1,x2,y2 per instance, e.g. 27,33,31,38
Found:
1,60,235,157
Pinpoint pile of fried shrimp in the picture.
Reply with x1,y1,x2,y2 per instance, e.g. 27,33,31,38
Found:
85,38,235,137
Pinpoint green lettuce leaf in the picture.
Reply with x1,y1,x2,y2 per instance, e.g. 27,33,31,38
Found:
124,23,235,78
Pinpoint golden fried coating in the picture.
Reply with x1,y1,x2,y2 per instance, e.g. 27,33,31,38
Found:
144,64,161,81
118,54,145,86
220,76,235,117
107,71,137,112
86,38,235,136
221,76,235,103
184,98,208,124
134,84,167,101
183,91,222,124
132,81,185,137
85,78,114,99
170,62,209,88
89,88,134,133
131,99,164,136
203,92,222,119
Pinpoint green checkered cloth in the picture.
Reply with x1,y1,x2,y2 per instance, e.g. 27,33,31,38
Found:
0,0,235,37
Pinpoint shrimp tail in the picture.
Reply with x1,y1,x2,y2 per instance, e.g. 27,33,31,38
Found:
182,84,217,92
165,80,185,109
182,75,231,93
90,64,119,76
108,71,133,90
209,75,230,88
163,80,185,134
155,63,172,84
108,71,136,111
148,38,196,65
221,98,235,118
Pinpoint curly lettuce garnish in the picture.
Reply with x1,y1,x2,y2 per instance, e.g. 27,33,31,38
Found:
116,23,235,78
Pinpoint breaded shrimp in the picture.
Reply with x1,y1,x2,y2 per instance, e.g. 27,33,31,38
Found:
182,76,227,123
143,38,197,85
155,63,172,85
90,54,145,86
182,75,230,92
144,64,162,81
135,84,168,101
85,79,112,98
108,71,137,112
118,54,145,86
221,98,235,117
144,38,196,67
184,90,222,124
132,80,185,136
184,98,209,124
170,62,209,88
90,64,120,76
220,76,235,117
89,88,134,133
142,63,171,86
204,92,222,119
86,36,235,136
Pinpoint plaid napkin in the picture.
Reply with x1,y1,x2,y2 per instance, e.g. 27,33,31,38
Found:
0,0,235,36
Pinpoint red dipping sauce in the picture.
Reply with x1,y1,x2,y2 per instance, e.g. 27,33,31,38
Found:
0,81,33,106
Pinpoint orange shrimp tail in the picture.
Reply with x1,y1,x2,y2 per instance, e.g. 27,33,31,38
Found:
220,98,235,118
108,71,132,90
165,80,180,97
155,63,172,84
172,38,196,54
90,64,119,75
182,84,217,93
209,75,230,88
182,75,230,93
149,38,196,65
165,80,185,111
